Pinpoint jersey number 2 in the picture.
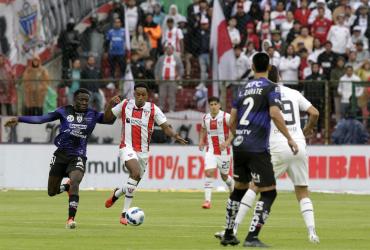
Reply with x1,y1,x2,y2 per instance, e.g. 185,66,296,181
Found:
240,97,254,126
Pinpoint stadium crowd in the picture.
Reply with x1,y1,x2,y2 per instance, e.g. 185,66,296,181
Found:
0,0,369,143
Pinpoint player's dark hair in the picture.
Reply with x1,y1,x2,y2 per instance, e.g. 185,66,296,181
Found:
134,82,150,92
208,96,220,104
74,88,91,98
252,52,270,73
268,65,279,83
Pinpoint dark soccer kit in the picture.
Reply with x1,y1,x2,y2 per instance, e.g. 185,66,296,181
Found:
232,77,281,187
19,106,106,177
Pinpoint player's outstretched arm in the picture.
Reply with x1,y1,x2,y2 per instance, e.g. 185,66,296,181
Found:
103,95,123,124
160,122,188,145
4,112,60,127
303,106,319,137
269,106,299,154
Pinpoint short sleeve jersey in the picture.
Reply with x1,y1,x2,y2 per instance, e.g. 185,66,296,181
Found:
232,77,282,152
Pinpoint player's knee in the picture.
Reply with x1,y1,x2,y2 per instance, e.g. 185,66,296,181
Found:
261,189,277,202
230,188,247,202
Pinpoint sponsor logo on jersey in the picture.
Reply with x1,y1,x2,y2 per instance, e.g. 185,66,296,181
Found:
233,135,244,146
67,115,74,122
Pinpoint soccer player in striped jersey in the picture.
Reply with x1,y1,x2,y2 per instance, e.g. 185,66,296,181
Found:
199,97,234,209
104,83,187,225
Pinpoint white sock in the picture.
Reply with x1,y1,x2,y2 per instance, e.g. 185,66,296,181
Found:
204,177,213,202
122,178,138,213
234,189,256,233
300,197,316,231
224,176,234,192
114,186,126,198
59,184,66,193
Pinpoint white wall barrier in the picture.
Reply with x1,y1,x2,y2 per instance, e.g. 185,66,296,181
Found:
0,145,369,193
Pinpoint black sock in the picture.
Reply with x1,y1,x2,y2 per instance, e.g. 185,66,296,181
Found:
224,188,247,237
68,195,79,218
246,189,277,241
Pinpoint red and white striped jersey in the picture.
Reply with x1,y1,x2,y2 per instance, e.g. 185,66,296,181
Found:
163,27,184,52
202,111,231,155
112,99,167,152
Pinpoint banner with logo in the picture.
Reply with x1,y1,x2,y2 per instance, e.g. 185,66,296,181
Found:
0,145,369,193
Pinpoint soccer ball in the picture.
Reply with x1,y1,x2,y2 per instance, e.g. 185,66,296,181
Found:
125,207,145,226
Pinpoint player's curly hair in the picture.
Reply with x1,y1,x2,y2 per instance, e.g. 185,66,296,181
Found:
74,88,91,98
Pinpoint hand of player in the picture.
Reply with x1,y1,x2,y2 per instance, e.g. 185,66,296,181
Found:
288,139,299,155
109,95,123,106
303,126,314,138
174,134,188,145
198,141,206,151
4,117,19,127
220,142,229,151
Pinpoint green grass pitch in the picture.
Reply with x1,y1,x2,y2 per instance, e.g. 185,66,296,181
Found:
0,191,369,250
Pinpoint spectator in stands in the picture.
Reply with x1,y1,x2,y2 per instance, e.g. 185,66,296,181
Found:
352,5,370,35
311,5,332,45
279,45,301,85
257,11,276,42
231,0,252,17
351,26,369,50
81,56,103,111
187,0,200,18
267,46,281,67
107,0,125,28
228,17,241,46
194,82,208,111
308,0,332,25
299,48,311,80
280,11,294,41
294,0,310,27
246,23,259,50
0,54,16,115
344,4,356,28
235,45,250,80
333,0,349,22
126,0,145,36
22,55,49,115
305,62,325,132
338,65,363,118
286,20,301,45
163,4,185,33
248,1,263,23
153,3,165,26
140,0,159,14
347,50,361,71
330,56,347,121
271,29,286,54
143,13,162,58
327,14,352,56
234,2,251,44
142,58,157,93
270,0,286,28
318,41,338,79
131,25,151,60
67,59,81,105
105,18,127,78
292,26,314,53
195,17,210,84
155,44,184,112
356,60,370,125
245,41,257,61
162,18,184,55
310,38,325,62
130,51,145,79
81,14,104,67
332,110,369,144
57,18,80,79
355,41,370,64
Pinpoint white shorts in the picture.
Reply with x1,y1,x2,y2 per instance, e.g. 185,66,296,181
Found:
270,142,308,186
204,152,231,175
119,147,148,178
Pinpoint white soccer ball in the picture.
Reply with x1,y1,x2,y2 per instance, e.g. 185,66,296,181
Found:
125,207,145,226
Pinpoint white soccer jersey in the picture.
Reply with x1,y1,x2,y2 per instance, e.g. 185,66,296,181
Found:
269,85,312,146
202,111,231,155
112,99,167,152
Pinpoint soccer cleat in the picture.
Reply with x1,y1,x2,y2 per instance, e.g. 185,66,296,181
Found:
105,188,119,208
120,214,128,225
243,239,270,248
65,217,76,229
214,230,225,240
309,233,320,243
220,234,240,246
202,200,211,209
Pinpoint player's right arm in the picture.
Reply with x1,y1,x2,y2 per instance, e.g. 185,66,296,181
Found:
4,111,60,127
303,106,319,137
198,115,207,151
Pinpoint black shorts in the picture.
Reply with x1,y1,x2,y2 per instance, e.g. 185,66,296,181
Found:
233,150,276,187
49,149,86,177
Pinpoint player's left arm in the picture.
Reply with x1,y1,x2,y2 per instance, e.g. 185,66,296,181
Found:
220,113,234,151
298,93,320,137
100,95,124,124
4,111,60,127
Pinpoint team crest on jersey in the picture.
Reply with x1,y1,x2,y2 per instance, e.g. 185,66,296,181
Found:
76,114,83,123
233,135,244,146
144,110,150,116
218,121,223,126
67,115,74,122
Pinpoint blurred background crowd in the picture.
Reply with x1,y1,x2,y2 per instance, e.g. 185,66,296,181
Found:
0,0,369,144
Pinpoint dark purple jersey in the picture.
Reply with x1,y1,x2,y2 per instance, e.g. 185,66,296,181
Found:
19,106,107,157
232,77,281,152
